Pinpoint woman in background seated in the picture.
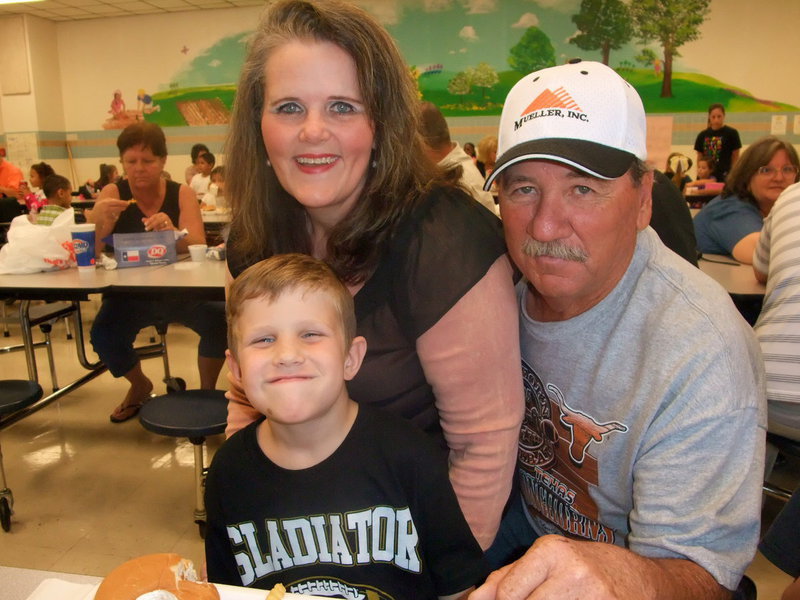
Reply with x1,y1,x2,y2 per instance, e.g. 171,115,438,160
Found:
475,134,497,179
80,163,119,199
693,136,799,263
87,122,226,423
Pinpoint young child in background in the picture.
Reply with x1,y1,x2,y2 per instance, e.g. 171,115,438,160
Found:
190,152,214,200
685,155,718,189
34,174,73,226
17,162,56,213
200,166,225,211
205,254,484,600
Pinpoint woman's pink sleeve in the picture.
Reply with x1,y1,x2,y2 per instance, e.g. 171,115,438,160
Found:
417,255,524,549
225,373,261,438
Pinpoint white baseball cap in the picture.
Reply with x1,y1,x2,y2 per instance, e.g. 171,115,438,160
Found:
484,59,647,190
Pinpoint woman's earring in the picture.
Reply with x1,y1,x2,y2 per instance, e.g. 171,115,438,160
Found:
266,158,272,168
371,158,377,168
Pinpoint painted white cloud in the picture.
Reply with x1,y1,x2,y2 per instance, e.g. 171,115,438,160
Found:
529,0,579,13
424,0,453,12
465,0,496,14
459,47,468,53
208,59,221,68
459,25,479,42
357,0,401,25
566,29,580,43
512,12,539,28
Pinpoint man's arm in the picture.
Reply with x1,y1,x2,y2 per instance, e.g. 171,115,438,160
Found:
470,536,731,600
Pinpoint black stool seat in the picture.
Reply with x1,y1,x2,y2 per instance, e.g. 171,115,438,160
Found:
137,388,228,539
0,380,43,416
139,390,227,439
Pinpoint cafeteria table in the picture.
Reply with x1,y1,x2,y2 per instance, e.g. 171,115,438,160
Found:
698,253,765,325
698,254,765,297
0,257,226,429
4,565,100,600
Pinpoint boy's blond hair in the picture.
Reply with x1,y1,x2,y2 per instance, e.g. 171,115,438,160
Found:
227,253,356,359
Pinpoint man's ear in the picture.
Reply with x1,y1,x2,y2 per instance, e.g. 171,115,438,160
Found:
344,336,367,381
226,349,242,385
636,170,654,231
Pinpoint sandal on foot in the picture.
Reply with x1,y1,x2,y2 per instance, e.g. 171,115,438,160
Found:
110,394,154,423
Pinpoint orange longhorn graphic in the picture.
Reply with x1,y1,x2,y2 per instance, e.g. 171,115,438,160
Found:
547,383,627,465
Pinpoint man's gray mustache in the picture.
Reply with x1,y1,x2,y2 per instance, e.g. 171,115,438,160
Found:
522,238,588,263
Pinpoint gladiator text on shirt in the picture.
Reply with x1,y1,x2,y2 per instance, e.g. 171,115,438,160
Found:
226,506,421,586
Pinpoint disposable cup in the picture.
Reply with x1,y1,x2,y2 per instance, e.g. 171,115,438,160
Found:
188,244,208,262
70,223,96,270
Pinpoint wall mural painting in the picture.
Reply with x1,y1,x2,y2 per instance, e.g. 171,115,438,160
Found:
101,0,797,128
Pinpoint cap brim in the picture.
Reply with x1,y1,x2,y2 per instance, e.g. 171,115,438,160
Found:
484,138,638,190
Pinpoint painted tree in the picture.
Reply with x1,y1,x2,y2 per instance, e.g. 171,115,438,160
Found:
508,27,556,75
471,62,499,101
570,0,633,65
448,70,473,101
630,0,711,98
635,47,658,68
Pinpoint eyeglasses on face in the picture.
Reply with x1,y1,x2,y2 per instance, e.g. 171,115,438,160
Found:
757,165,799,178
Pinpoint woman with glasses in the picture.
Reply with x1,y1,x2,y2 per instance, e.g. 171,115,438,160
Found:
693,136,800,264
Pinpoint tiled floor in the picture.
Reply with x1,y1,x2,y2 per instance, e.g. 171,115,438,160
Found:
0,297,222,575
0,297,797,598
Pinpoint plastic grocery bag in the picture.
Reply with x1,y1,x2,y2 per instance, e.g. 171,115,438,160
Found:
0,208,77,274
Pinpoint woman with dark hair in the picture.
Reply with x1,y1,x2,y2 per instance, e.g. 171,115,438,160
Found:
79,163,119,198
694,103,741,181
87,122,226,423
223,0,523,550
694,136,800,263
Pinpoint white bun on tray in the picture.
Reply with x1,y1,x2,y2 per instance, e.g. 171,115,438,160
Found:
94,553,220,600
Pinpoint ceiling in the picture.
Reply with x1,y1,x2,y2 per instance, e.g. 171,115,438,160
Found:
0,0,265,22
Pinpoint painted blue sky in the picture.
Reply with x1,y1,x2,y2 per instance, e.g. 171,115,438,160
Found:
174,0,671,89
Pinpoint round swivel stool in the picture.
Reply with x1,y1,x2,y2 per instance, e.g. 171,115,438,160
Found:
139,389,227,538
0,380,44,532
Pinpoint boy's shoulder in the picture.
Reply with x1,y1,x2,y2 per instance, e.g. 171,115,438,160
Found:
211,417,262,466
352,405,446,462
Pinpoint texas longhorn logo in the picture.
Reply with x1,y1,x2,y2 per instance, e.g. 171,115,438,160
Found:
547,383,627,465
514,86,588,130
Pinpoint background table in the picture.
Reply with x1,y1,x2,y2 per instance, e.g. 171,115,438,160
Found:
698,254,765,297
699,254,765,325
0,257,226,428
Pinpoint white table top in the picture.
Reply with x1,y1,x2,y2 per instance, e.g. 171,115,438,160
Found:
3,565,100,600
201,210,231,223
0,256,226,300
698,254,766,297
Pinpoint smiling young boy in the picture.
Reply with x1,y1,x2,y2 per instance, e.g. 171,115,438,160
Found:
204,254,484,599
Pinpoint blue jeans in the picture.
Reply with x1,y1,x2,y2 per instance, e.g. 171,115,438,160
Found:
90,295,227,377
484,491,540,571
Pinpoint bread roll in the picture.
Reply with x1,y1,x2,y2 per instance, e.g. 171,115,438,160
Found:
95,553,219,600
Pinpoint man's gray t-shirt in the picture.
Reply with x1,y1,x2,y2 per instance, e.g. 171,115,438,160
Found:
517,227,765,590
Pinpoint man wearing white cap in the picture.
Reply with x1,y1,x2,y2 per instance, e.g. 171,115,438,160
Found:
472,60,765,599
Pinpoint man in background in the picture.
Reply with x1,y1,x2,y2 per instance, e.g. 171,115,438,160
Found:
0,149,24,198
419,101,498,215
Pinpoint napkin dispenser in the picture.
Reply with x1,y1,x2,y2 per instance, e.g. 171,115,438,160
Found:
112,231,177,268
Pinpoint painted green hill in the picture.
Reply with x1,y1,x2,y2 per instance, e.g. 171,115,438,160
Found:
140,70,796,126
420,68,797,116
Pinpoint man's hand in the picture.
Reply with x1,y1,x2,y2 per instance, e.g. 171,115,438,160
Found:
469,535,729,600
